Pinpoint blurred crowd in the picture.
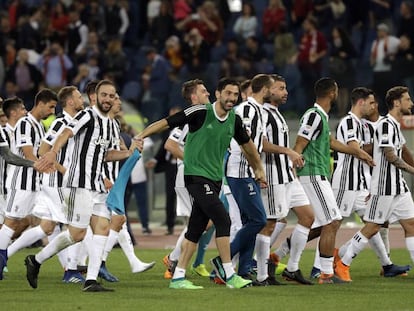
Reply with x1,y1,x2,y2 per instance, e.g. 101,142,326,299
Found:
0,0,413,120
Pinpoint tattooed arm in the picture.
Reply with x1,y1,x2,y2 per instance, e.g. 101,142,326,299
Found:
384,146,414,174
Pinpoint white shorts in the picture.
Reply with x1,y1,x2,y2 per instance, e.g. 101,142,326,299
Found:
63,188,110,229
299,175,342,227
175,163,192,217
0,193,6,224
261,179,310,219
32,186,67,223
334,189,369,217
5,189,37,219
363,192,414,224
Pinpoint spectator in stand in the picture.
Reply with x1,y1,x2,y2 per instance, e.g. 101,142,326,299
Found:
173,0,194,22
50,1,69,46
81,0,105,35
77,31,102,64
289,0,313,34
390,34,414,96
147,0,162,26
262,0,286,42
150,0,176,51
181,27,210,76
143,46,172,119
329,0,346,26
17,7,44,53
232,2,258,41
244,35,267,63
102,0,129,40
369,0,392,28
101,37,127,89
71,63,91,93
273,22,297,72
164,35,184,79
296,16,328,106
37,42,73,91
5,48,43,109
66,6,88,64
313,0,334,35
328,26,357,116
370,23,400,113
220,38,242,79
397,1,414,43
7,0,29,30
176,0,223,47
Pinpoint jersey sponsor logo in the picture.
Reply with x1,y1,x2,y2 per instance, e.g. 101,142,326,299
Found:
94,137,110,147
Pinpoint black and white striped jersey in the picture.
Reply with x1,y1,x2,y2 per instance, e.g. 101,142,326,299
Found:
168,124,188,165
42,111,73,188
6,113,44,191
0,128,8,195
262,103,294,185
63,106,113,192
103,118,121,183
361,117,381,187
226,97,266,178
331,112,368,190
371,114,409,195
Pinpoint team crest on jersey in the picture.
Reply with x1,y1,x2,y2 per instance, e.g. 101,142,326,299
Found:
380,134,389,144
302,125,311,135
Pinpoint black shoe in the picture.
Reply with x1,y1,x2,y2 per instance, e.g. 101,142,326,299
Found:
142,228,152,235
253,278,269,286
282,269,313,285
82,280,114,292
24,255,41,289
165,228,174,235
267,275,285,285
239,271,257,281
268,260,276,277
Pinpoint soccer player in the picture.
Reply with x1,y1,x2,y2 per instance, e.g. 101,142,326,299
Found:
225,74,270,283
137,77,265,289
24,80,142,292
5,86,86,283
162,79,214,279
262,75,314,285
336,86,414,278
98,93,155,282
0,90,57,280
293,77,374,284
332,87,410,281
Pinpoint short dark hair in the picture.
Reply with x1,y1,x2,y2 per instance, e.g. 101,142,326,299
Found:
181,79,205,104
2,96,24,118
34,88,58,106
240,79,251,94
385,86,409,110
270,74,286,83
251,74,273,93
217,77,240,92
351,87,375,106
58,86,77,108
85,80,99,96
314,77,337,98
96,79,115,94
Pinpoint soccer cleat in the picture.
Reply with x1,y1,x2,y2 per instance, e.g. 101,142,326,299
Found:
82,280,114,292
282,269,313,285
333,248,341,268
334,260,352,282
210,256,226,283
269,253,280,265
318,273,349,284
310,266,321,279
132,261,156,274
169,278,203,289
162,255,177,276
209,270,226,285
226,274,253,289
24,255,40,289
276,263,287,275
77,265,88,274
191,264,210,277
382,264,411,277
62,270,86,283
98,263,119,282
164,269,172,279
0,249,8,280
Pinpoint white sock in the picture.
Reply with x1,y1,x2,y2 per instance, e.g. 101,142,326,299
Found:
338,240,351,258
170,227,187,261
231,252,239,269
86,235,107,281
77,226,92,265
102,229,119,262
8,226,46,257
270,221,287,247
313,239,321,269
369,232,392,266
0,225,15,249
49,226,67,269
223,262,235,279
35,230,75,264
380,227,390,255
118,225,145,269
274,238,290,260
405,236,414,263
287,224,309,272
255,234,270,282
172,267,186,280
319,256,334,275
341,231,368,266
66,242,81,270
